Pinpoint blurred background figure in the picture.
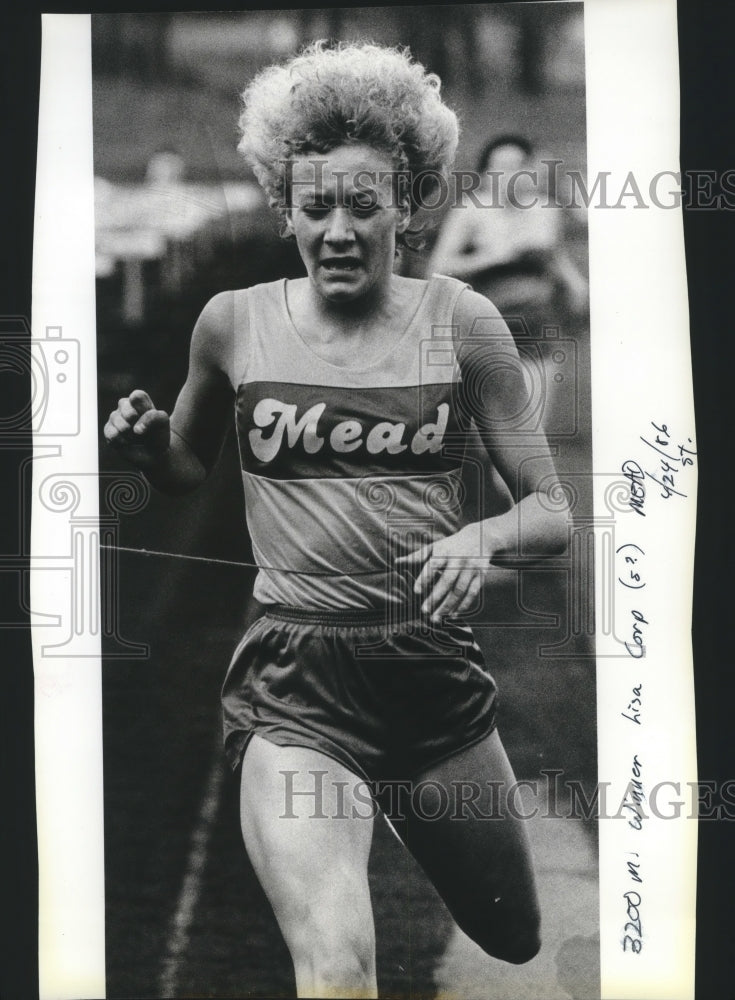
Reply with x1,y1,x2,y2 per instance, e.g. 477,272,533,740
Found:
145,148,186,186
428,134,588,339
428,134,589,450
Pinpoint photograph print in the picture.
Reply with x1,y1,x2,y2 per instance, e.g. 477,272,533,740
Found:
93,6,598,999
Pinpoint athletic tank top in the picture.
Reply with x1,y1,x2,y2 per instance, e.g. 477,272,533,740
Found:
233,274,471,609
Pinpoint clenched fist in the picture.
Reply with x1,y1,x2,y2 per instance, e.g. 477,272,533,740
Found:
103,389,171,469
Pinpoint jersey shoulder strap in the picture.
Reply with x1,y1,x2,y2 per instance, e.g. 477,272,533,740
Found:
424,272,472,327
230,279,286,388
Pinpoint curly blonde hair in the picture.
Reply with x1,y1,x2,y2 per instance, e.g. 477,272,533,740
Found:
237,41,459,240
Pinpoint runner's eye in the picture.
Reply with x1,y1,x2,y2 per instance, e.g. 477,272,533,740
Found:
351,193,379,217
302,203,330,218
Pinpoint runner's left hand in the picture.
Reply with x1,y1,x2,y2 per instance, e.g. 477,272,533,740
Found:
395,522,491,622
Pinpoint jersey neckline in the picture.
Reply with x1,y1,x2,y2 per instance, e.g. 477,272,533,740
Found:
279,276,434,375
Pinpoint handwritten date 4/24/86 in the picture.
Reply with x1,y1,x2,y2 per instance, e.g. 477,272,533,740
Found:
622,889,643,954
640,421,696,500
623,421,697,515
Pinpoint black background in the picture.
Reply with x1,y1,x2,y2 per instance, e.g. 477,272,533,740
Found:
1,3,733,998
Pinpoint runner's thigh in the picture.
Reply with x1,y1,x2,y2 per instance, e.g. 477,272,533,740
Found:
240,735,376,954
380,728,541,964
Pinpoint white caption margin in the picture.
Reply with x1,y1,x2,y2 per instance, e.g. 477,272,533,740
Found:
586,0,697,997
31,4,698,998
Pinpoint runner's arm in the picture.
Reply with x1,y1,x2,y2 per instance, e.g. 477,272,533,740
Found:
452,287,570,563
103,292,236,495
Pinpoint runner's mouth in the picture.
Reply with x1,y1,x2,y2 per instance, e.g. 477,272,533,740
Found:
320,258,362,271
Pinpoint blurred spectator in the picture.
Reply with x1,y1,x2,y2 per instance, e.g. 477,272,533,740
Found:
428,134,588,340
429,134,589,516
145,148,186,186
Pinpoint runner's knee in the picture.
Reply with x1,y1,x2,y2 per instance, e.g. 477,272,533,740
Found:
461,900,541,965
289,911,376,992
488,923,541,965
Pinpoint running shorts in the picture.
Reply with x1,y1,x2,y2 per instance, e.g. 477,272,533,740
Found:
221,605,498,781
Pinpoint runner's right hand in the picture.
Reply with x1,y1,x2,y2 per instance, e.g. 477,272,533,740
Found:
103,389,171,468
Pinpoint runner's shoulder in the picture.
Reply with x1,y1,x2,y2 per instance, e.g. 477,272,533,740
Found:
448,286,521,382
196,279,285,338
192,287,251,376
452,285,516,351
195,288,246,338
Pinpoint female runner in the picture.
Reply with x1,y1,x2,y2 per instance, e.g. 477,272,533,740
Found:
104,42,569,999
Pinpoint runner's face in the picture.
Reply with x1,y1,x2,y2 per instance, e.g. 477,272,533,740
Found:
286,144,410,303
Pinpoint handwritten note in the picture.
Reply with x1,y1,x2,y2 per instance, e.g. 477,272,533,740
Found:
622,421,697,518
614,422,696,958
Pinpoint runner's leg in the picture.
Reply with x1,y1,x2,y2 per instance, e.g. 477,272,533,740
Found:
378,728,541,964
240,734,378,998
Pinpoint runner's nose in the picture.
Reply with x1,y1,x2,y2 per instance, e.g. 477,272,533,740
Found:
324,207,355,244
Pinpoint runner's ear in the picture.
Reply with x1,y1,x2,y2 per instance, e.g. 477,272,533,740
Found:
396,195,411,234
